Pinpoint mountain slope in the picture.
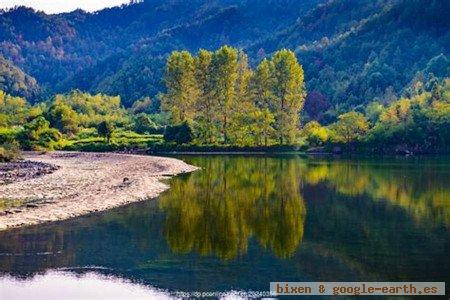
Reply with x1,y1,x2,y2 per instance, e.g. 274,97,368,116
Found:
0,56,40,100
0,0,448,110
0,0,323,105
251,0,449,110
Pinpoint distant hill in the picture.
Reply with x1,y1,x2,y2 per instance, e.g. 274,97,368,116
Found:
268,0,449,109
0,0,448,109
0,56,40,100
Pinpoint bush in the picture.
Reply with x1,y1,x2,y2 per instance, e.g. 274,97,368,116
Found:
0,127,22,144
164,122,194,145
18,116,63,150
97,120,114,143
0,141,21,162
301,121,329,146
75,127,98,139
134,114,158,134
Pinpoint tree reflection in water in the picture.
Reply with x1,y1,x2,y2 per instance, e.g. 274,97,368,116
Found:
159,156,450,260
301,159,450,227
159,157,306,260
0,155,448,291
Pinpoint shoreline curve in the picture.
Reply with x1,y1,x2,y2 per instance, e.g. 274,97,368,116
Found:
0,151,198,231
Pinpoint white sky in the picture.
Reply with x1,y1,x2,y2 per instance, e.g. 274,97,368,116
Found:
0,0,132,14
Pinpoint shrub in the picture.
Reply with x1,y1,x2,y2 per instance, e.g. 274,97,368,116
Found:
164,122,194,144
0,127,22,144
97,120,114,143
75,127,98,139
134,114,158,134
18,116,63,150
301,121,329,146
0,141,21,162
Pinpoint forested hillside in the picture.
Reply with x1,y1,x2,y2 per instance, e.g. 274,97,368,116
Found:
0,56,40,100
0,0,322,105
0,0,448,113
297,0,449,114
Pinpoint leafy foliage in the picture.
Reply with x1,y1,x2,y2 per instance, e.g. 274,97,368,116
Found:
20,116,63,150
97,121,114,143
0,89,158,152
329,111,369,144
161,47,305,146
134,113,159,134
0,56,41,101
364,78,450,153
0,1,322,105
50,91,129,128
1,0,446,112
251,0,449,109
164,122,194,145
313,78,450,153
0,141,20,162
301,121,329,146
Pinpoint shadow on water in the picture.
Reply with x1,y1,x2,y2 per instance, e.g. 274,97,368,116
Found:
0,155,449,293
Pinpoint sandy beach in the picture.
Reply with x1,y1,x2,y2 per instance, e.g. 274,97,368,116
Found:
0,152,198,230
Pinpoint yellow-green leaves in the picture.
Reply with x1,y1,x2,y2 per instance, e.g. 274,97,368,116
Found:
271,49,306,144
329,111,369,143
161,51,199,124
161,47,306,146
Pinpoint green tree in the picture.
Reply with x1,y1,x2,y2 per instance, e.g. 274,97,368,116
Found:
271,50,305,144
235,50,253,105
161,51,199,124
210,46,238,144
330,111,369,144
50,91,127,128
252,58,274,110
46,99,79,135
0,141,21,162
250,59,277,145
21,116,62,150
97,120,114,143
0,91,30,126
164,121,194,145
131,97,154,114
228,50,255,145
302,121,329,146
365,101,384,124
249,108,275,146
134,113,157,134
194,49,218,144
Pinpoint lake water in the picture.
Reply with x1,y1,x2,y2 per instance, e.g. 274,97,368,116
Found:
0,155,449,298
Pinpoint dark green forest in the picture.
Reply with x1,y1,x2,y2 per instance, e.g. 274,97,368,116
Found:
0,0,449,158
0,0,448,107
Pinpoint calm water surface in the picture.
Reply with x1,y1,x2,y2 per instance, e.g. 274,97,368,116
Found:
0,155,449,298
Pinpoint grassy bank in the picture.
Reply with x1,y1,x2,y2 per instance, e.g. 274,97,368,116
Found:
62,130,163,152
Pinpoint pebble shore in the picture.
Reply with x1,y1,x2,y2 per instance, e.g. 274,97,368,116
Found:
0,151,198,230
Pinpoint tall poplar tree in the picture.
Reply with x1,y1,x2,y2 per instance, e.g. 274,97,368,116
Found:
250,58,276,145
194,49,217,144
210,46,238,144
235,50,253,105
161,51,199,124
271,49,305,144
161,47,306,146
252,58,274,110
229,50,255,145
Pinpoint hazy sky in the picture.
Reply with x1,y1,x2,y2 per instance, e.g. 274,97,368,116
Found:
0,0,132,14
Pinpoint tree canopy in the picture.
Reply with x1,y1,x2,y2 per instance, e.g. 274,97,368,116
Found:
161,47,305,146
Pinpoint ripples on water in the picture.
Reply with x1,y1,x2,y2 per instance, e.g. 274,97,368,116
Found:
0,155,449,297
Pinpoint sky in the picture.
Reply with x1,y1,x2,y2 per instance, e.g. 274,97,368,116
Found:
0,0,132,14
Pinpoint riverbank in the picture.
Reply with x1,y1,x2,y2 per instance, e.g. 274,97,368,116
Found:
0,152,198,230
